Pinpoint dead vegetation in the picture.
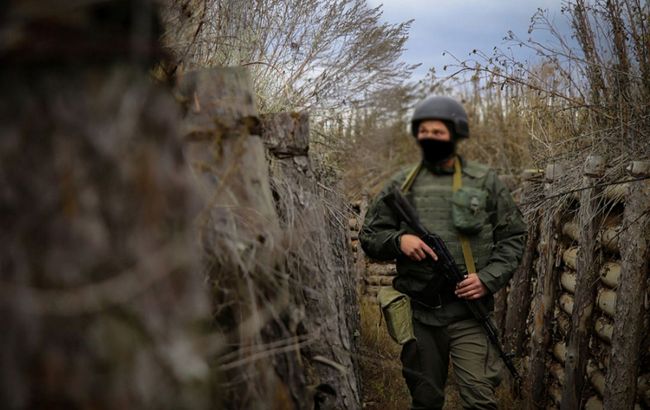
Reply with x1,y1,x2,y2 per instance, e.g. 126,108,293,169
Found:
162,0,416,114
446,0,649,216
357,298,410,409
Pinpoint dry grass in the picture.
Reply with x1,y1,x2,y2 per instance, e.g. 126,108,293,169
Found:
162,0,415,114
358,297,411,409
451,0,649,189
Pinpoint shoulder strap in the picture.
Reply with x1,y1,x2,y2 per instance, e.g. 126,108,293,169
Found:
452,157,477,274
400,163,422,193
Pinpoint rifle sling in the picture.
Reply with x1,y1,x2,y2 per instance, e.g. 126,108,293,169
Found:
400,162,422,192
452,157,477,275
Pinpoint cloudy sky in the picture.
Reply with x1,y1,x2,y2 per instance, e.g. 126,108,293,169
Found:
367,0,575,81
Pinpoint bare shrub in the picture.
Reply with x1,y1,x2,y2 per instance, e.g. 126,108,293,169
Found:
162,0,416,114
430,0,649,219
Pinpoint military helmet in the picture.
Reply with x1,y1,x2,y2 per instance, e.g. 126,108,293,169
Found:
410,95,469,140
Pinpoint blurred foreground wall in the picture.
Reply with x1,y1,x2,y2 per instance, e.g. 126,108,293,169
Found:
178,68,361,409
0,36,212,410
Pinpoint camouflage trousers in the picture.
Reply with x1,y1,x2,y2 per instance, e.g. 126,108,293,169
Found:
400,317,502,410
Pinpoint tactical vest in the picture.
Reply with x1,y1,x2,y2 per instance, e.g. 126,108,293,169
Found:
393,160,495,301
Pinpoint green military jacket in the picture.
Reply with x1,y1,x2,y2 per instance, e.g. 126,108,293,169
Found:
360,157,527,326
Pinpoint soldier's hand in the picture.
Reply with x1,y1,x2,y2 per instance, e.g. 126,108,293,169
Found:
399,234,438,262
455,273,488,300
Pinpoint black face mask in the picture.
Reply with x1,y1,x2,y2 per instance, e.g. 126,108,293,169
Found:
418,139,455,164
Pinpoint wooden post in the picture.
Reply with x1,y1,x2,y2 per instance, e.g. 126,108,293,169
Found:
493,287,508,336
526,163,567,409
561,155,604,409
178,76,363,408
603,161,650,410
260,112,362,409
353,195,370,298
178,68,288,409
178,69,278,237
505,170,542,356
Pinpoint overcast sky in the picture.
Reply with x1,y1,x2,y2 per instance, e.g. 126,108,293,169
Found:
367,0,575,81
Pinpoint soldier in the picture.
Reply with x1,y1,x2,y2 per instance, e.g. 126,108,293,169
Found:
359,96,526,409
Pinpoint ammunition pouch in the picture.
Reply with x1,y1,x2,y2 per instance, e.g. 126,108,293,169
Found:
451,186,488,234
377,286,415,345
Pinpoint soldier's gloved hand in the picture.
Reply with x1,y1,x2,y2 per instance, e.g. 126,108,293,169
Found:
455,273,488,300
399,234,438,262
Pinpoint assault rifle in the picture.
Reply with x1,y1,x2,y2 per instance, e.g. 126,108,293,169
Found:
384,187,522,390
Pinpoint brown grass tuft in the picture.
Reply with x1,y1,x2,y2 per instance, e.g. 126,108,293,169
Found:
358,297,411,409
